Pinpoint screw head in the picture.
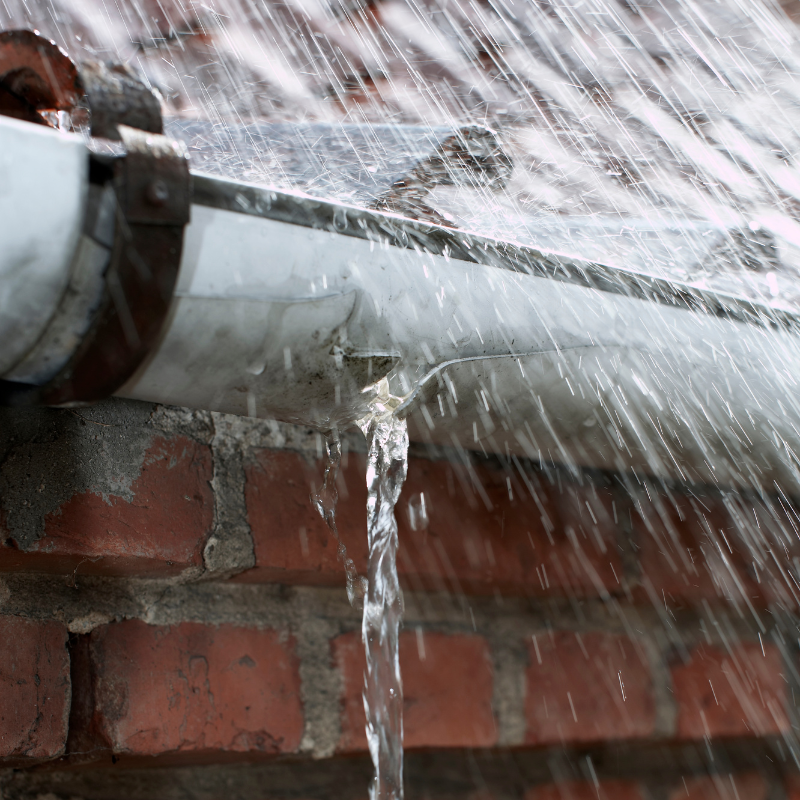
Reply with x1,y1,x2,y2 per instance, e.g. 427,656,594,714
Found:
146,179,169,207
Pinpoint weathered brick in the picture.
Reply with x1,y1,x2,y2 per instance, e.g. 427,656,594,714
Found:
244,449,621,597
1,435,213,577
525,780,643,799
82,620,303,759
748,503,800,610
524,631,655,746
242,449,368,586
398,457,621,598
671,643,789,739
668,773,768,799
633,491,759,607
0,616,70,761
333,630,496,751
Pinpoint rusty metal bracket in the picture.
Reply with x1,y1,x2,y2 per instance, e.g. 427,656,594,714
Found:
38,128,190,405
79,60,163,140
0,30,191,407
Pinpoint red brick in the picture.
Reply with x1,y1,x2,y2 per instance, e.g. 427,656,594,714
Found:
0,616,69,760
749,503,800,610
525,780,643,800
634,489,800,611
524,631,655,746
242,449,369,586
671,643,789,739
668,773,767,800
633,492,759,607
84,620,303,759
333,630,496,751
243,449,621,597
1,436,213,577
398,458,620,598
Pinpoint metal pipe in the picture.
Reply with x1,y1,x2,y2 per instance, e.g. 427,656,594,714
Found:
0,115,87,377
3,111,800,489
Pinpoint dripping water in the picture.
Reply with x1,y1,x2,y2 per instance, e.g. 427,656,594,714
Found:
312,428,368,607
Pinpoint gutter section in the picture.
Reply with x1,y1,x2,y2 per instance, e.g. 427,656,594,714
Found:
0,117,87,375
3,113,800,489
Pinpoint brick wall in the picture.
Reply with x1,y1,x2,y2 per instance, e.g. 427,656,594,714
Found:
0,399,799,799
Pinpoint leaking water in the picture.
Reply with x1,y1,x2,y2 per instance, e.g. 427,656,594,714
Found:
313,414,407,799
314,381,409,799
357,384,409,800
9,0,800,793
312,428,368,607
359,424,409,800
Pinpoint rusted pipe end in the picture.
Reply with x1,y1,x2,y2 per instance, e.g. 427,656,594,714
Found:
0,29,164,140
0,29,82,125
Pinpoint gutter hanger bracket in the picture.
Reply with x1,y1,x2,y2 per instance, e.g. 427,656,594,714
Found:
40,128,190,405
0,30,191,406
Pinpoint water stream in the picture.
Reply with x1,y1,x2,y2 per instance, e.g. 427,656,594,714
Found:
312,429,368,608
314,384,409,800
358,409,409,800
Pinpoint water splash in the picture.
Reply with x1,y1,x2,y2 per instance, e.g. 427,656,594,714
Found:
312,428,368,607
16,0,800,307
358,384,410,800
8,0,800,791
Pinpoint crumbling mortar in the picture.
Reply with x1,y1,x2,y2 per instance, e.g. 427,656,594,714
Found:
486,618,527,746
0,570,775,648
197,411,372,580
639,632,678,739
0,402,152,551
199,413,257,579
295,613,345,759
0,573,789,760
0,399,214,554
198,412,369,581
261,419,366,457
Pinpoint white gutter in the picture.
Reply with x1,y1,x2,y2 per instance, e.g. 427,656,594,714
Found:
3,115,800,489
0,116,87,375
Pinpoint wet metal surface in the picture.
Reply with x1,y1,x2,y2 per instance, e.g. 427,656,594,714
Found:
190,172,800,333
80,60,162,140
40,129,190,405
165,118,511,225
0,29,80,125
